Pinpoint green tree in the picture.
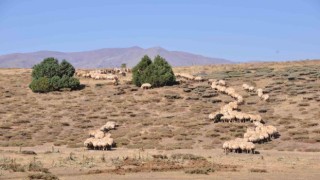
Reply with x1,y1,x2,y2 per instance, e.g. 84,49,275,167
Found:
143,55,176,87
59,60,75,77
29,58,80,93
132,55,176,87
49,76,61,91
68,77,81,90
132,55,152,87
121,63,127,69
57,75,70,89
32,57,60,79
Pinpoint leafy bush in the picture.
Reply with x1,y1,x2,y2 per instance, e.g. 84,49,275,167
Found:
29,77,51,93
132,55,176,87
49,76,61,91
32,58,60,79
59,60,75,77
67,77,81,90
132,55,152,87
29,57,80,93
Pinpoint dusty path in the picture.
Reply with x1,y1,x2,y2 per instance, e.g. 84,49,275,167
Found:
1,146,319,179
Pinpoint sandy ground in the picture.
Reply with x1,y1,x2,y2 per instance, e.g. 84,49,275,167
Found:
1,145,320,179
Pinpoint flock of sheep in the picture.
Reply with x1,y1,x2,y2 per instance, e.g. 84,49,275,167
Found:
207,79,278,154
175,73,205,82
80,70,277,154
243,83,270,101
75,68,132,85
84,121,117,150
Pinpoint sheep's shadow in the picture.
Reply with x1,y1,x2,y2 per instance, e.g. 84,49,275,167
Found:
254,151,261,154
273,133,281,139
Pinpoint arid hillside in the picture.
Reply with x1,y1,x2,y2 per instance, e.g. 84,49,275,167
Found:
0,60,319,179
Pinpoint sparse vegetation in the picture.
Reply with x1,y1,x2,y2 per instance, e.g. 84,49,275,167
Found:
0,60,320,179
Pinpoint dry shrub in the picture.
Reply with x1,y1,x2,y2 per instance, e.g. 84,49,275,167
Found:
185,167,214,174
28,172,59,180
250,168,267,173
0,157,25,172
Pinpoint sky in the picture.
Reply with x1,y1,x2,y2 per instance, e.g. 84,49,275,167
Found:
0,0,319,62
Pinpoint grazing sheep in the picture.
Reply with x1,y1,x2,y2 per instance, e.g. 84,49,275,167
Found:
242,84,249,90
208,79,218,85
175,73,195,80
141,83,152,89
218,80,226,86
248,86,255,92
84,138,95,149
261,94,269,101
94,131,105,139
100,121,117,131
89,130,100,138
195,76,204,82
257,88,263,97
84,131,114,150
210,79,278,153
223,138,255,154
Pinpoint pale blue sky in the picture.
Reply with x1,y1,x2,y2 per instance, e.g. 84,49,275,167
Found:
0,0,319,62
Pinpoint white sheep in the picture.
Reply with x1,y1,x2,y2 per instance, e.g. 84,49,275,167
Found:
141,83,152,89
94,131,105,139
100,121,117,132
217,80,226,86
261,94,269,101
256,88,263,97
194,76,204,82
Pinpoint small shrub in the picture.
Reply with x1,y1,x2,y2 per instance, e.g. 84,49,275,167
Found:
250,168,267,173
28,172,59,180
0,158,25,172
29,77,51,93
185,167,214,174
171,153,205,160
21,150,37,155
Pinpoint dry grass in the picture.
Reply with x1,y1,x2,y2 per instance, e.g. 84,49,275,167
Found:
0,61,320,150
0,60,320,155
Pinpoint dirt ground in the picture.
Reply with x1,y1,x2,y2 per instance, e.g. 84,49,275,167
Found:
0,60,320,179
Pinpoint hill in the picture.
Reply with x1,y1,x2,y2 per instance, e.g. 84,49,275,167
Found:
0,46,232,68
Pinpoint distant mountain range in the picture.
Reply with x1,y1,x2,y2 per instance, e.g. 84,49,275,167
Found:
0,46,232,68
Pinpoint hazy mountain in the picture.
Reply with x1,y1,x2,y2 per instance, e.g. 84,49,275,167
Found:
0,46,232,68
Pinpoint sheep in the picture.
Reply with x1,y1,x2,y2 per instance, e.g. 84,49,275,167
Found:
175,73,195,80
89,130,100,138
223,141,230,153
242,84,250,90
84,137,95,149
182,73,195,80
209,79,278,152
94,131,105,139
208,79,217,85
85,128,114,150
261,94,269,101
100,121,117,131
265,125,278,138
256,88,263,97
97,137,114,150
218,80,226,86
194,76,204,82
223,139,255,154
141,83,152,89
248,86,255,92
